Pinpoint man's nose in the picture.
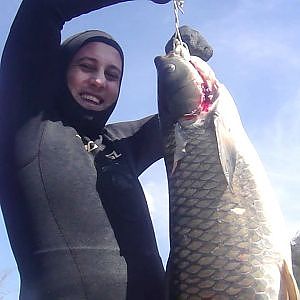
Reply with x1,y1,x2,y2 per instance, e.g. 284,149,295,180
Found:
90,72,106,87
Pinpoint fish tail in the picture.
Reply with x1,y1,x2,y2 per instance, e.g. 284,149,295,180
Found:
280,259,300,300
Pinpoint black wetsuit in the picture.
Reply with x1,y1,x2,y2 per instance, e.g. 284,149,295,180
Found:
0,0,165,299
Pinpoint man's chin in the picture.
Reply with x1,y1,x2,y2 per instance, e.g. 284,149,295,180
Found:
76,99,106,112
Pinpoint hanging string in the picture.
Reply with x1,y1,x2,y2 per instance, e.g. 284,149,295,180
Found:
172,0,190,60
173,0,184,47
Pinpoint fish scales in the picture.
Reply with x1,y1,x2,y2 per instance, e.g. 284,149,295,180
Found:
164,120,282,300
154,53,299,299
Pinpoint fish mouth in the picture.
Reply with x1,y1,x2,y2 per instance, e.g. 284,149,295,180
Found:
154,54,177,67
154,56,165,69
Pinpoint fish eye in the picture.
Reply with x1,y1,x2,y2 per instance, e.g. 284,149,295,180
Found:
163,63,176,73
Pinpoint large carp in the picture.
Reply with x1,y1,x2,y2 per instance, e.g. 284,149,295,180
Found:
154,51,299,299
292,233,300,288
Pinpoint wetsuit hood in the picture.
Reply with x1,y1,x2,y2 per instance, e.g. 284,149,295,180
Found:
58,30,124,137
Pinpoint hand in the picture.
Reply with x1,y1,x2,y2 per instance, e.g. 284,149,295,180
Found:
150,0,171,3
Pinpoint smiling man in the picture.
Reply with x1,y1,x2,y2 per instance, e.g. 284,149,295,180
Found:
66,42,123,112
0,0,171,299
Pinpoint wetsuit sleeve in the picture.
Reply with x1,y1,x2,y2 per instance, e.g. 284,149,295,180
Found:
129,114,163,175
106,114,164,175
0,0,135,172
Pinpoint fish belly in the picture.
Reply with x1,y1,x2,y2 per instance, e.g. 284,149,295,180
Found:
164,121,283,300
292,235,300,288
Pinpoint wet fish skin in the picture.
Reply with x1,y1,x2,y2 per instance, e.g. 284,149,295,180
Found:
292,233,300,287
164,118,281,299
155,54,299,299
154,54,203,130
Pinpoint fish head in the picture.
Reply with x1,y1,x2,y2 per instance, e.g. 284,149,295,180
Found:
154,53,203,128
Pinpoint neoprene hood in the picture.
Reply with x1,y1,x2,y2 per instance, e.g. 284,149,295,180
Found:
58,30,124,137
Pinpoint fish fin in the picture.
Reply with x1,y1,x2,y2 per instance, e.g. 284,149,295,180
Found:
280,259,300,300
213,111,237,192
172,122,188,175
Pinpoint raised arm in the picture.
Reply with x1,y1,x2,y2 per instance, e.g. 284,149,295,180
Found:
0,0,170,99
0,0,170,160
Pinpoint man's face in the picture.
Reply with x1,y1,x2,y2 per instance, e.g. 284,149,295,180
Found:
67,42,122,111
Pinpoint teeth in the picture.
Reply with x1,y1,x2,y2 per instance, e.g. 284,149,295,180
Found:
81,94,100,104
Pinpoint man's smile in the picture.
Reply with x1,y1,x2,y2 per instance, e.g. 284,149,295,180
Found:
80,93,105,105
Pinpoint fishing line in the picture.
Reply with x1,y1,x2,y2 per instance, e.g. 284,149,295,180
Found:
172,0,190,60
173,0,184,47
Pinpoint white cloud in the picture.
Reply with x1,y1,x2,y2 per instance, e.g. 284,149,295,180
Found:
205,0,300,72
253,90,300,239
221,32,300,70
259,89,300,172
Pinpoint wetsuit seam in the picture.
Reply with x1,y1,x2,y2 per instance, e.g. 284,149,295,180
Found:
17,153,39,169
37,122,89,300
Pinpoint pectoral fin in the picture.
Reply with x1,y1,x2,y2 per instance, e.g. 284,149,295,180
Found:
280,259,300,300
214,111,236,192
171,122,188,175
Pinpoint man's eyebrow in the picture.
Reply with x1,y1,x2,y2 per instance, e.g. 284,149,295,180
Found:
75,56,97,63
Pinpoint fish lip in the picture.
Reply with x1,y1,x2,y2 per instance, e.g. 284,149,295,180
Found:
154,56,164,68
154,53,177,66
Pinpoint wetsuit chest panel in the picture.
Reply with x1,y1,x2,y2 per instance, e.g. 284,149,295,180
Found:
39,120,117,248
15,119,127,299
14,112,46,168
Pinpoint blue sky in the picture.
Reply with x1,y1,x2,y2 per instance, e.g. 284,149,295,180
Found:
1,0,300,298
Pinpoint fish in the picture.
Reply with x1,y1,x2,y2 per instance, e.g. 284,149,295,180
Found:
154,50,300,299
292,233,300,288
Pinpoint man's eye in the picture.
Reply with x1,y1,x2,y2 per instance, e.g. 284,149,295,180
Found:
105,71,120,81
79,64,94,71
